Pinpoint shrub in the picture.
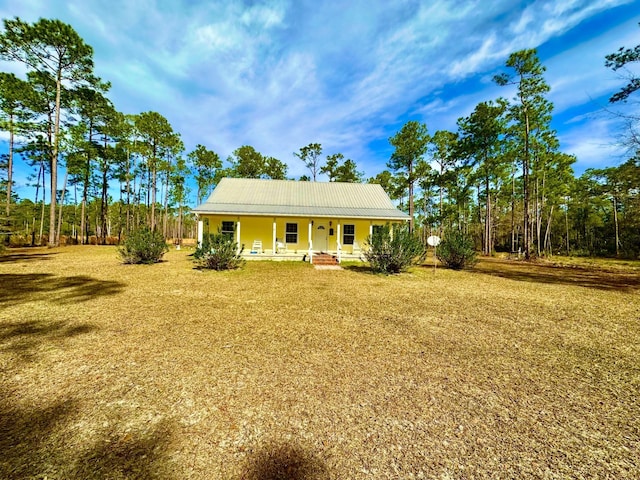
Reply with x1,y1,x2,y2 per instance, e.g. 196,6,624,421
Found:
194,232,245,270
436,230,478,270
364,224,426,274
118,227,168,264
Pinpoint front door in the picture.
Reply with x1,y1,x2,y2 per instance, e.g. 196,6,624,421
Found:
314,224,328,252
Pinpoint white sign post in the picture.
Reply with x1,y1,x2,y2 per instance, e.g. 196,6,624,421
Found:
427,235,441,272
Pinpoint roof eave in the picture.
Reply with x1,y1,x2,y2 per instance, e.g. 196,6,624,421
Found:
191,208,408,221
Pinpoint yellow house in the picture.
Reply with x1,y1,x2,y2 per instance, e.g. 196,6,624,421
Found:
192,178,409,263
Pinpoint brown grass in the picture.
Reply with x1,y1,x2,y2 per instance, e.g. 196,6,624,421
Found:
1,246,638,479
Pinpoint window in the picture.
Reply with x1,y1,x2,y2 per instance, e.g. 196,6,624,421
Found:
221,221,235,238
372,225,384,236
285,223,298,244
343,224,355,245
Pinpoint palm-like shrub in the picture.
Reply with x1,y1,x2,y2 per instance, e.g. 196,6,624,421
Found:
118,227,168,264
194,232,245,270
364,224,426,274
436,230,477,270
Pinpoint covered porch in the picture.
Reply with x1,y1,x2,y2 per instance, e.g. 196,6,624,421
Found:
196,215,381,264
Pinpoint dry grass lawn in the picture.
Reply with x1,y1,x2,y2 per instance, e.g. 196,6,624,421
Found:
1,246,638,479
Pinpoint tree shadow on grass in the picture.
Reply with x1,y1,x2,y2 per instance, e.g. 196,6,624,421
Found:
1,312,176,479
242,440,328,480
470,258,640,292
0,319,97,362
0,317,175,479
0,273,125,307
70,419,176,480
0,251,57,263
0,396,80,479
342,264,374,274
0,390,176,479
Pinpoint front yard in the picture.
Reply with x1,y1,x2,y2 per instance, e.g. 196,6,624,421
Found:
1,246,638,478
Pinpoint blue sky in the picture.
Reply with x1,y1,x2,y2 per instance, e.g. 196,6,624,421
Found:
1,0,639,203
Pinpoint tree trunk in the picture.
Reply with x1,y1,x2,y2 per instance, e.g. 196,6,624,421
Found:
178,203,183,246
522,101,531,260
100,133,109,245
126,149,131,235
151,163,157,229
136,173,143,230
100,160,108,245
55,170,68,245
485,174,491,255
5,113,14,217
31,163,43,246
80,196,87,244
49,68,63,247
535,177,541,257
439,161,444,236
39,164,46,245
511,168,515,253
73,184,78,243
150,141,158,230
540,168,548,256
146,163,150,210
80,127,91,244
543,205,554,255
565,201,570,256
163,169,170,238
408,165,415,232
613,196,620,257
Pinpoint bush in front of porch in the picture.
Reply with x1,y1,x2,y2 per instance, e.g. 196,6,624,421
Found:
194,232,246,270
364,224,426,274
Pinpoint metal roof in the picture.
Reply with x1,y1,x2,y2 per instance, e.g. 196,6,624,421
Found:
192,178,409,220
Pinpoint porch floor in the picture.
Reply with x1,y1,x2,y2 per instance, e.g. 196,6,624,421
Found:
242,251,364,262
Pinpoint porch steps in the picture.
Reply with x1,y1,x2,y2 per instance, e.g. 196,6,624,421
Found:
312,253,339,266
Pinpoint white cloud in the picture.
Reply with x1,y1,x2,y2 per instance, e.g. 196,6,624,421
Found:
240,1,287,29
546,16,640,114
559,116,631,173
449,33,511,79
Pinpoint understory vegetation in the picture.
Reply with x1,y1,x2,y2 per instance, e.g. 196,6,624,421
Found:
364,224,426,274
117,227,168,264
194,232,245,270
436,230,478,270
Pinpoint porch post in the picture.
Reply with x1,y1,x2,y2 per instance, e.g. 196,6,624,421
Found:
337,222,341,263
197,218,203,247
236,219,241,254
308,220,313,263
272,218,277,254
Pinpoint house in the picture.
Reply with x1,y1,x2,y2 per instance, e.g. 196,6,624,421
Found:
192,178,409,262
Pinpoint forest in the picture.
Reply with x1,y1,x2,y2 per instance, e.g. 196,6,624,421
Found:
0,17,638,258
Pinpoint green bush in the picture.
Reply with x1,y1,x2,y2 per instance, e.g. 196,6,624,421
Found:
194,232,245,270
118,227,168,264
364,224,426,274
436,230,478,270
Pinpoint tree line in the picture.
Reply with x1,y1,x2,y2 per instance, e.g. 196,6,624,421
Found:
372,37,639,259
0,17,638,258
